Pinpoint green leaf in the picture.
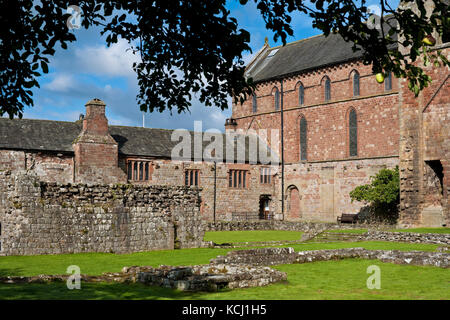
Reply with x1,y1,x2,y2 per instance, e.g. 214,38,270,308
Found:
41,61,48,74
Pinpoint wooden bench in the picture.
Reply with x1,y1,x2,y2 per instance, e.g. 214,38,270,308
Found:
337,213,358,224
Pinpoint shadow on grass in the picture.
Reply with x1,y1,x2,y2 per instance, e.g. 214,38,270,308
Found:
0,281,222,300
0,268,25,278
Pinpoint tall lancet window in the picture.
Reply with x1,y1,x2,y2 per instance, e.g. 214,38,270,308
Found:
385,72,392,91
300,116,307,161
299,84,304,106
274,87,280,110
324,77,331,102
349,108,358,157
353,72,360,97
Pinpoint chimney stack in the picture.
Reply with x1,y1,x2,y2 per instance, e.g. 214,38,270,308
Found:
72,98,127,184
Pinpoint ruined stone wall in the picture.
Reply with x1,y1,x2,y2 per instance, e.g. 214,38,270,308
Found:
0,150,25,171
0,171,203,256
399,45,450,227
25,152,74,183
0,149,74,184
211,247,450,268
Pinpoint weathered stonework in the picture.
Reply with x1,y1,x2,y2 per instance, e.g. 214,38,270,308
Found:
134,264,287,291
206,220,389,232
211,247,450,268
398,45,450,227
0,170,204,255
0,263,287,292
356,231,450,245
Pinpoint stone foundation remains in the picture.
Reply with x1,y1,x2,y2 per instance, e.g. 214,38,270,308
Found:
0,264,287,292
211,247,450,268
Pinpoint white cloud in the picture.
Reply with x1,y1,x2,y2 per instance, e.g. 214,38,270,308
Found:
44,74,76,92
74,39,140,78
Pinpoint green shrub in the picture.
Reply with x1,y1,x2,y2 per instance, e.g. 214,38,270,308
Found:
350,166,399,224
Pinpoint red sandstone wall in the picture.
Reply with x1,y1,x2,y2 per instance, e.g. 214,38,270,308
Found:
284,158,399,222
232,61,400,163
399,45,450,227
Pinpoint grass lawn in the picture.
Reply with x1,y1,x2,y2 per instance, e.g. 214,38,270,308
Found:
0,241,439,277
0,239,445,300
389,227,450,234
203,230,303,243
0,259,448,300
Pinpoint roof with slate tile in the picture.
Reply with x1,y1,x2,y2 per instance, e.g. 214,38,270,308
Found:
0,118,276,163
247,17,398,83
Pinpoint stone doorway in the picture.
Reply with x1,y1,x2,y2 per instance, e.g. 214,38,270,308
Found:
287,186,301,220
422,160,445,227
259,195,272,220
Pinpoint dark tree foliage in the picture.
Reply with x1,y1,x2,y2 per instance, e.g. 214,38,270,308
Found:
0,0,449,119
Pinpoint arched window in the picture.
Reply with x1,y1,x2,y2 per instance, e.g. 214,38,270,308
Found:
349,108,358,157
252,94,257,113
353,72,360,97
385,72,392,91
300,116,307,161
274,87,280,110
299,84,304,106
324,77,331,102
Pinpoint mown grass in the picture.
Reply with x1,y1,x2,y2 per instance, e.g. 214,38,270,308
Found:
0,259,448,300
0,236,445,300
0,241,439,277
389,228,450,234
203,230,303,244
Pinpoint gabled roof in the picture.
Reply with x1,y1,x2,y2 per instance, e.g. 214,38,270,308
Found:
0,118,276,163
248,17,398,83
247,33,363,83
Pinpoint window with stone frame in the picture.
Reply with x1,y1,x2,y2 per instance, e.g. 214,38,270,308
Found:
349,108,358,157
260,167,272,184
228,169,248,188
298,84,304,106
185,169,200,186
252,94,257,113
353,71,360,96
324,77,331,102
300,116,307,161
127,160,151,181
274,87,280,110
385,72,392,91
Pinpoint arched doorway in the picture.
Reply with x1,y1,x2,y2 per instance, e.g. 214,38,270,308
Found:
287,186,301,220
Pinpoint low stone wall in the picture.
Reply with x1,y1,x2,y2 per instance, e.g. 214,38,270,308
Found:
211,247,450,268
356,231,450,245
0,171,204,255
206,220,389,232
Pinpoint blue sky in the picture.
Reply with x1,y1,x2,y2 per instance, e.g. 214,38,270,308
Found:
21,0,398,131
